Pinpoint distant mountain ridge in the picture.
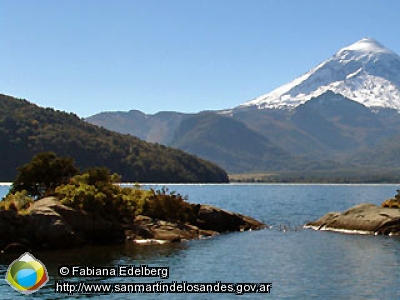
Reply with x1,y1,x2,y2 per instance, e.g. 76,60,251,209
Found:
87,38,400,178
88,91,400,174
90,110,188,144
0,94,228,182
228,91,400,166
170,113,293,173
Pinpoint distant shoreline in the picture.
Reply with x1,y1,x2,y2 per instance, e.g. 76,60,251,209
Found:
229,180,400,184
229,171,400,184
2,182,400,188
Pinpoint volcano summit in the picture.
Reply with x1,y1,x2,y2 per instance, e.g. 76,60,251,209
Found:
241,38,400,111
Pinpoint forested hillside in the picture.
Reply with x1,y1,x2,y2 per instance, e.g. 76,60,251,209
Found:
0,94,228,182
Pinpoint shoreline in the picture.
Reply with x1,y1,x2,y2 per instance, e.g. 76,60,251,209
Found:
3,182,400,188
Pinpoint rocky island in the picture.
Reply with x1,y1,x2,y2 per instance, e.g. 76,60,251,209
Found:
0,197,265,251
305,191,400,235
0,152,265,252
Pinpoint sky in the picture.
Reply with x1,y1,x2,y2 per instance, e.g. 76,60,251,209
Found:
1,0,400,117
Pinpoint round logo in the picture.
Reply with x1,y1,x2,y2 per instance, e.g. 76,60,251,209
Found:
5,252,49,294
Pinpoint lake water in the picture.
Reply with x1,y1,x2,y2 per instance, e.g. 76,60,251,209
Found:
1,184,400,299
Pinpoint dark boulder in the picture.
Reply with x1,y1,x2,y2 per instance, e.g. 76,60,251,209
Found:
0,197,125,251
196,204,266,233
0,209,27,250
29,197,125,246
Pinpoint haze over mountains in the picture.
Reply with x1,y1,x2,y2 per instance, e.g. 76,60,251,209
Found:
87,38,400,179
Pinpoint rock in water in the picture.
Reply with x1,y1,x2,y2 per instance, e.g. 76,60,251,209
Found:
129,206,266,244
196,205,266,232
305,203,400,235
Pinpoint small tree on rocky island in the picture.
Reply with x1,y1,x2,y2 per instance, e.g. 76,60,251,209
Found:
9,152,79,198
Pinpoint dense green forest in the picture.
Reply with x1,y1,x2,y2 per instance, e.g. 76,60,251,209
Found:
0,94,229,182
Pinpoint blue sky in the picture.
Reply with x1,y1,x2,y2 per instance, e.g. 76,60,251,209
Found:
1,0,399,117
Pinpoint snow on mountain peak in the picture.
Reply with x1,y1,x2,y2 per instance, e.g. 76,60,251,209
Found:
241,38,400,111
339,38,392,54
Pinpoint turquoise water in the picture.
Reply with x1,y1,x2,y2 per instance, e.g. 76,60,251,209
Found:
1,184,400,299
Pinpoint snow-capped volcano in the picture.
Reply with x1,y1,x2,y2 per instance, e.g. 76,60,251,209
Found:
242,38,400,110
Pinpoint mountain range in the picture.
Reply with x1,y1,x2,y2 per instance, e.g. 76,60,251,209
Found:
87,38,400,180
